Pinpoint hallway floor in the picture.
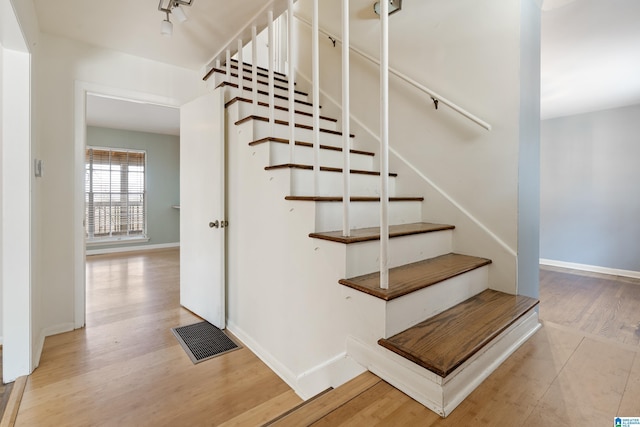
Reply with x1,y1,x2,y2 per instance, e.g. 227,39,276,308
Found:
10,250,640,426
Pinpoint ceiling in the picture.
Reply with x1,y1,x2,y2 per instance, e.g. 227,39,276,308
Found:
34,0,640,134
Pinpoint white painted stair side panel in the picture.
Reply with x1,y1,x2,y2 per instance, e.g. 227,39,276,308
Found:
314,200,423,231
267,140,373,170
344,230,454,277
286,168,396,197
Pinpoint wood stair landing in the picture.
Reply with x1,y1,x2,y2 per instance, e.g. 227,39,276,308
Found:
262,372,381,427
378,289,539,378
339,253,491,301
310,222,454,244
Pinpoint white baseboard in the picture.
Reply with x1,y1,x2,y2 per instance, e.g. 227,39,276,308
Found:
87,242,180,256
227,320,365,400
540,258,640,280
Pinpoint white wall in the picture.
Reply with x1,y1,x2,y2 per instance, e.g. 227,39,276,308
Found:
292,0,541,293
541,104,640,274
35,33,207,336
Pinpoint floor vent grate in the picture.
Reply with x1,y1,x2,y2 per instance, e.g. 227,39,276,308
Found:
171,321,240,364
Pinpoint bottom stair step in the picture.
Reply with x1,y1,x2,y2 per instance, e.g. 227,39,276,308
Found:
378,289,539,378
263,372,381,427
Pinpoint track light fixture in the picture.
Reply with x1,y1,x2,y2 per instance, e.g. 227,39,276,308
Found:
158,0,194,36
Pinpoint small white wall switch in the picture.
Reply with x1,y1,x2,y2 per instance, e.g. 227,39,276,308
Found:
34,159,44,177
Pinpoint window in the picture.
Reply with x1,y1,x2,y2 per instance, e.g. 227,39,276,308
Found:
85,147,146,242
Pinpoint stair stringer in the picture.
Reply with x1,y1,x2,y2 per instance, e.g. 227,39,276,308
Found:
346,310,541,417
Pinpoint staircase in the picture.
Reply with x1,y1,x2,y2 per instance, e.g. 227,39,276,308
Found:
208,59,540,417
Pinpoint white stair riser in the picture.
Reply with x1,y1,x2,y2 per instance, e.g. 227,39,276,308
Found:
315,201,422,231
385,266,489,337
211,73,309,103
234,100,337,131
267,141,373,170
345,230,454,277
248,120,349,149
288,169,396,197
347,312,540,417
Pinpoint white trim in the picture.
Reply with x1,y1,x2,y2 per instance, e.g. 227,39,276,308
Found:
74,81,182,330
87,242,179,256
86,237,150,247
540,258,640,280
294,68,517,258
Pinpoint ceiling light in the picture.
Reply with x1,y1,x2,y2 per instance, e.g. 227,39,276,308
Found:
172,5,188,23
158,0,194,36
161,12,173,37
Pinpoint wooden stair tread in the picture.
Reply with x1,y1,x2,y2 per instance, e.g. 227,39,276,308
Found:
236,115,353,137
248,137,374,156
207,68,307,95
226,97,338,122
285,196,424,202
217,81,316,107
339,253,491,301
263,372,381,427
309,222,455,244
378,289,539,377
265,163,397,177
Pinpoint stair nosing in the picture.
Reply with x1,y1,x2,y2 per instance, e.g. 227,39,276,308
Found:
265,163,397,177
204,63,291,83
338,253,491,301
377,290,539,377
226,97,338,122
229,58,289,78
235,115,354,138
248,137,374,156
309,222,455,244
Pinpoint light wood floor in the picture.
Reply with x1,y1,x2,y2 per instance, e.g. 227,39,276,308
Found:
12,250,640,426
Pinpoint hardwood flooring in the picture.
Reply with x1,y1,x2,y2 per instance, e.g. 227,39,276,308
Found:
11,252,640,426
14,249,302,426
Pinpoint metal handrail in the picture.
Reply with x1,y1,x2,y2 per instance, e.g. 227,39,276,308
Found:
295,15,492,131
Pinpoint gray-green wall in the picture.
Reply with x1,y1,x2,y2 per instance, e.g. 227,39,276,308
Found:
540,104,640,272
86,126,180,251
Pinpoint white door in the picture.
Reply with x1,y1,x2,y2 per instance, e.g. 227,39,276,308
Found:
179,88,226,328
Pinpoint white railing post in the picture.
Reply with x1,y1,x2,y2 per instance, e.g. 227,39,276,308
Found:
252,25,258,111
312,0,320,196
237,39,244,93
342,0,351,237
288,0,296,164
268,10,276,132
380,0,389,289
226,49,231,78
215,59,220,70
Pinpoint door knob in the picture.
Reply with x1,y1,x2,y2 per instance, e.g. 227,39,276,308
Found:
209,220,219,228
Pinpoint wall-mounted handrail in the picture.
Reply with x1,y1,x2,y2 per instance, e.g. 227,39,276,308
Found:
294,15,492,131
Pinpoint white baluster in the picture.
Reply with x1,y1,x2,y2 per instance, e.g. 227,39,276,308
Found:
288,0,296,164
237,39,243,93
342,0,351,237
268,11,275,132
380,0,389,289
312,0,320,196
226,49,231,80
252,25,258,112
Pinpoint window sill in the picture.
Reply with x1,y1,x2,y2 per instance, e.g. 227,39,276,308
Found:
86,237,150,247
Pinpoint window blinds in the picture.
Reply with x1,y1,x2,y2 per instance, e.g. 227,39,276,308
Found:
85,147,146,241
